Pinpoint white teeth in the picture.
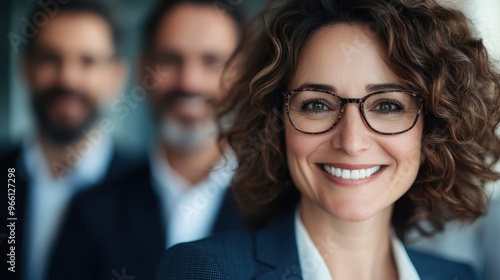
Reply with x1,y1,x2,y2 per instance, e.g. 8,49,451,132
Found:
371,166,381,176
335,168,342,177
366,168,373,177
323,165,381,180
351,170,360,179
359,169,366,179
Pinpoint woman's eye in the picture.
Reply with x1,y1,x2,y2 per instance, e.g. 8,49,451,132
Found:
374,102,403,113
301,101,329,112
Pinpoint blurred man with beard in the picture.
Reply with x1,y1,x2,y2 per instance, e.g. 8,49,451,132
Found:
0,1,128,280
48,1,245,279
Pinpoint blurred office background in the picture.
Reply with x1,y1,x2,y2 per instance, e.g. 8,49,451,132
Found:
0,0,269,151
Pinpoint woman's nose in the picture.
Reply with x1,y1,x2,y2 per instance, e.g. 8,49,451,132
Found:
330,104,372,155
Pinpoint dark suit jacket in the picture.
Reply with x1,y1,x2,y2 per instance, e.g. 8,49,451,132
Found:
47,160,243,280
0,145,132,280
158,211,479,280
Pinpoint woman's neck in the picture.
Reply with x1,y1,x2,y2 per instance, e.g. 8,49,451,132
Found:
300,199,398,280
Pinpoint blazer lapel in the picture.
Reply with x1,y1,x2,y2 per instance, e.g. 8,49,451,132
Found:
104,146,142,180
255,211,304,280
211,188,244,233
118,163,166,257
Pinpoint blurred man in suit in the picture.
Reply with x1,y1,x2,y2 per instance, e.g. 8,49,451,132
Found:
48,1,245,279
0,1,128,280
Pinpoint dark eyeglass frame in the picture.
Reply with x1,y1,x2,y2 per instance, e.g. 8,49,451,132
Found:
282,88,424,135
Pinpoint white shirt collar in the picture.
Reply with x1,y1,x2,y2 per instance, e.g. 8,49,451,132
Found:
22,133,114,280
295,209,421,280
391,230,421,280
22,133,113,187
150,145,237,247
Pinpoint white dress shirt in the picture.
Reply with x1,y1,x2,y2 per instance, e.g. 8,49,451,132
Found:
22,135,113,280
295,209,421,280
150,147,237,248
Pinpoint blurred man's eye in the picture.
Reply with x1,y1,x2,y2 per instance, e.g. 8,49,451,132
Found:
81,56,97,68
157,53,181,68
33,51,60,66
204,55,224,69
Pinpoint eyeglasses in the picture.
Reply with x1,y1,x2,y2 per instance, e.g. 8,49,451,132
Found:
283,88,423,135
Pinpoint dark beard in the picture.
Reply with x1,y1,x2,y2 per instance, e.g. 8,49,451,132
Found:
31,85,99,145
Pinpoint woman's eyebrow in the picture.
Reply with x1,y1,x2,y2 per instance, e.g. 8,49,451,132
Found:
294,83,409,92
366,83,408,92
295,83,336,92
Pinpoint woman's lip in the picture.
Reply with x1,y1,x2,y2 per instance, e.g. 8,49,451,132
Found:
320,163,383,169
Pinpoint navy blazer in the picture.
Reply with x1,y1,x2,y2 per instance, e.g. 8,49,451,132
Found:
158,211,479,280
0,145,132,280
47,159,244,280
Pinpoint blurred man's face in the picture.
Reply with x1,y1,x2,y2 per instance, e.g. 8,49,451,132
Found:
24,12,123,144
143,3,238,149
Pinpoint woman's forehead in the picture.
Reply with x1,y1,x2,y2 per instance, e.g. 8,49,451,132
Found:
290,24,400,92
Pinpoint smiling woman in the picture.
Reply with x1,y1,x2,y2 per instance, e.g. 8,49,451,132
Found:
157,0,500,279
283,24,425,232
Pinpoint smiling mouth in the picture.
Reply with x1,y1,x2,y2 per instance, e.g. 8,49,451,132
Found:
322,164,382,180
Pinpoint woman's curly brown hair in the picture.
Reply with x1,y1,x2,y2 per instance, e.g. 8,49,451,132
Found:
219,0,500,240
